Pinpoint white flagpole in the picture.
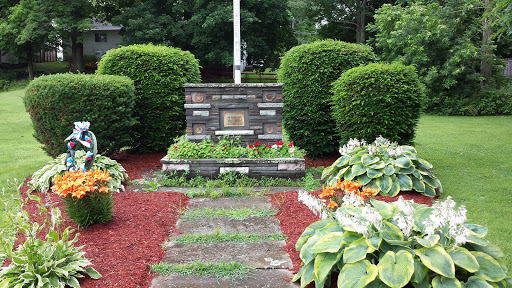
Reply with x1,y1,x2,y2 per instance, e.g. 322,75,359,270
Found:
233,0,241,84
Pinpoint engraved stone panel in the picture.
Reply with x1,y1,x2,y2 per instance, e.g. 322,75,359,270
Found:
193,110,210,117
260,110,276,116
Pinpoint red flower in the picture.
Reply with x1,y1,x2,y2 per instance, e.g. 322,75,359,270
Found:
265,143,271,148
249,145,254,149
68,142,75,149
173,146,178,150
276,141,284,146
288,142,294,147
255,141,261,147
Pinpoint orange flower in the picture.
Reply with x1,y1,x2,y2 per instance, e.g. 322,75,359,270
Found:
359,187,378,199
327,199,338,209
340,180,362,192
319,186,335,199
52,170,111,199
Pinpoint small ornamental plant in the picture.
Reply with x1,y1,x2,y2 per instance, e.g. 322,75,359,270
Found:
322,136,442,197
166,136,305,159
294,184,511,288
52,170,113,228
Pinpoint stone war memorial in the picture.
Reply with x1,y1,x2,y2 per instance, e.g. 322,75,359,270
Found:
161,83,306,179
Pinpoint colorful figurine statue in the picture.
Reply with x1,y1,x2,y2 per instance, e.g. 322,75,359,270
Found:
64,122,97,172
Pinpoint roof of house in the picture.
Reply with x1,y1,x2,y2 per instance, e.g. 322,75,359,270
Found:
88,19,122,31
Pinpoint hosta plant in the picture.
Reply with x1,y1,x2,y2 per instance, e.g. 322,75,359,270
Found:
52,170,113,228
322,136,442,197
294,185,511,288
0,181,101,287
28,150,128,193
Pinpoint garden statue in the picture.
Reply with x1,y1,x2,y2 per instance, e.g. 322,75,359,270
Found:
64,121,97,172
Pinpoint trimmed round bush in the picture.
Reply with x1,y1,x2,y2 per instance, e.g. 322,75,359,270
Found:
96,44,201,153
24,73,136,157
278,40,376,158
332,62,424,145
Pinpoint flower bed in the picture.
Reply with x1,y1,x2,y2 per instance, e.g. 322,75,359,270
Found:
162,136,306,179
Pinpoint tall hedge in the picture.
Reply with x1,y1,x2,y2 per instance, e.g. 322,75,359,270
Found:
332,62,424,145
278,40,376,158
96,44,201,153
24,73,136,157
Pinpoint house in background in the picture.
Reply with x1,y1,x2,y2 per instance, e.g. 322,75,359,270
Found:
63,19,122,61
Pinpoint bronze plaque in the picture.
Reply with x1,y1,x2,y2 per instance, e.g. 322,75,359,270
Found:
223,111,245,127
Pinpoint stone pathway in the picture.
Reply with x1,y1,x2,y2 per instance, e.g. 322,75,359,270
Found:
150,196,299,288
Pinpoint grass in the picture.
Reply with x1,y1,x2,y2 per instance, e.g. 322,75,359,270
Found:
150,261,253,279
167,232,285,245
415,115,512,270
0,88,52,241
180,207,276,221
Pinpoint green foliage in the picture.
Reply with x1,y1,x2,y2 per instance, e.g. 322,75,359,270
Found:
112,0,294,70
96,44,201,153
63,192,113,228
150,261,253,279
294,192,511,288
369,1,506,115
23,73,136,157
168,232,285,244
0,72,16,92
180,207,276,221
322,137,442,197
332,62,423,145
0,182,101,287
28,150,128,194
278,40,377,158
167,136,304,159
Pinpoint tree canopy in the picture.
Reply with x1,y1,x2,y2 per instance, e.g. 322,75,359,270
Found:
113,0,294,69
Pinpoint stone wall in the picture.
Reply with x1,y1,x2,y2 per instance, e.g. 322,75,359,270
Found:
161,157,305,179
184,83,283,145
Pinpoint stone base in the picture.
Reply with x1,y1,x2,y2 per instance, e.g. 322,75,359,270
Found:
161,157,305,179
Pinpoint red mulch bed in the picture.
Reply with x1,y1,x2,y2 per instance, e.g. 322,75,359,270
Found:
9,151,433,288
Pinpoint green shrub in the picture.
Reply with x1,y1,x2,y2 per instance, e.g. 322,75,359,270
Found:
96,44,201,153
278,40,376,158
24,73,136,157
333,62,423,146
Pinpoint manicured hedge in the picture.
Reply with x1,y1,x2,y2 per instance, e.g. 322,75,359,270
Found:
96,44,201,153
332,62,424,145
278,40,376,158
24,73,136,157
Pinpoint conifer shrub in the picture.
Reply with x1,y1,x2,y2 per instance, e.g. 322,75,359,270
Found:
96,44,201,153
278,40,376,158
332,62,423,145
24,73,136,157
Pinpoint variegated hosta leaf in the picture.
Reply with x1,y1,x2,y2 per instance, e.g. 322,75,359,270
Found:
344,238,373,263
448,247,479,273
432,276,461,288
338,260,378,288
377,250,414,288
414,235,440,248
471,251,507,282
465,276,494,288
415,246,455,278
311,232,345,253
314,252,342,284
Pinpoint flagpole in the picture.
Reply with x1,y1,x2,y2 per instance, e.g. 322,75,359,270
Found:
233,0,241,84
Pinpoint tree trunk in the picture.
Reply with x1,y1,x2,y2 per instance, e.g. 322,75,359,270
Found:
355,0,367,43
71,30,84,73
27,42,34,80
480,0,493,86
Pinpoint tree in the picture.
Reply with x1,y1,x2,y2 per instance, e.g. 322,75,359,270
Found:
113,0,294,70
369,0,499,113
0,0,55,79
50,0,95,73
489,0,512,38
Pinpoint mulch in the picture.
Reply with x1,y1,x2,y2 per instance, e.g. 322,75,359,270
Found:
10,151,432,288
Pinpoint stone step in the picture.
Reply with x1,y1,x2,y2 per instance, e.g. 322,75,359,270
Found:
150,269,299,288
163,241,292,269
176,216,282,235
187,196,273,210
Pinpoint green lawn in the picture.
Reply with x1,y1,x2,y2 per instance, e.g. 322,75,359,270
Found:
415,115,512,270
0,88,52,240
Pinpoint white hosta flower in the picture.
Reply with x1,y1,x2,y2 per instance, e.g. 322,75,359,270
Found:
396,196,415,217
339,138,367,156
297,190,325,217
362,204,382,231
367,144,376,156
450,226,471,247
422,196,469,246
342,192,365,207
393,212,413,237
387,146,404,158
375,136,391,146
335,209,370,237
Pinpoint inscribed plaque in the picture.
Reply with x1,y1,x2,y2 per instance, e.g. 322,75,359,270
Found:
223,111,245,127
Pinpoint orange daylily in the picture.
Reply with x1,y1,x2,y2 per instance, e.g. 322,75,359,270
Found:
319,186,335,199
52,170,111,199
327,199,338,209
340,180,362,192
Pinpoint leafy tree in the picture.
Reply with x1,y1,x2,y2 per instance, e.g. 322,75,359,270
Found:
369,0,504,114
113,0,294,70
0,0,55,79
489,0,512,38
